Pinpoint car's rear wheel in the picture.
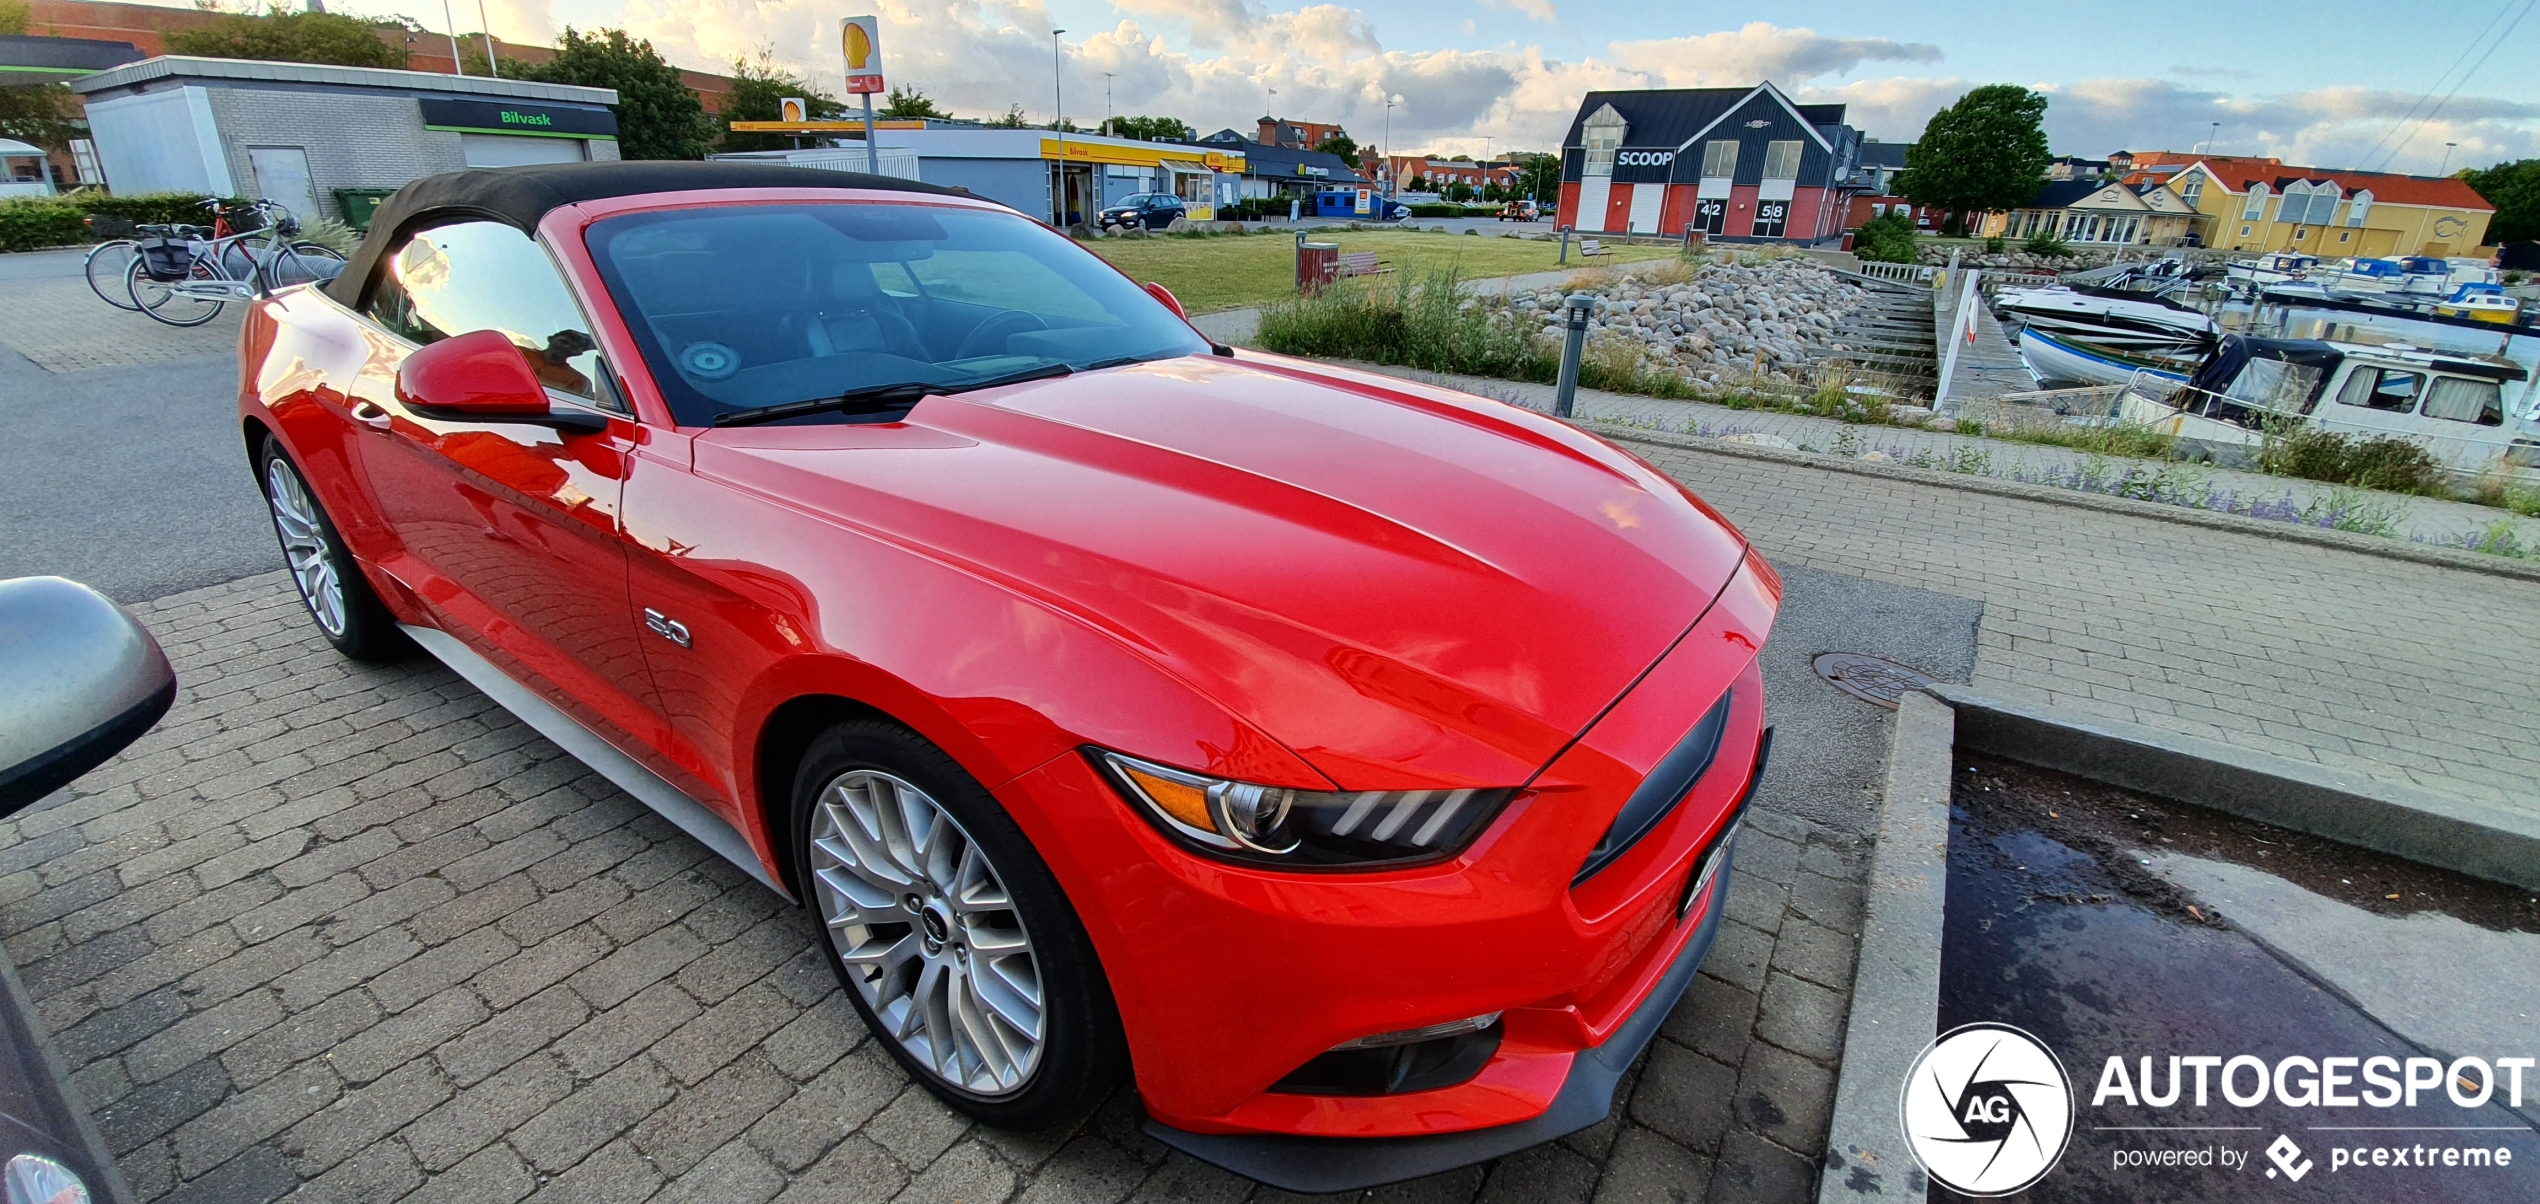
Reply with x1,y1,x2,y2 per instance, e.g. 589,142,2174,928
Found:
257,440,409,662
794,719,1126,1130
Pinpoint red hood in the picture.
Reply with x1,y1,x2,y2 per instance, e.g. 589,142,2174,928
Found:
692,354,1749,787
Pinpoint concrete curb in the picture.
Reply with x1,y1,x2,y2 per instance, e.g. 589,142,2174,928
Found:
1586,424,2540,585
1816,692,1954,1203
1928,683,2540,892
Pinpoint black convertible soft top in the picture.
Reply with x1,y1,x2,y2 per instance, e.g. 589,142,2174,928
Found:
323,160,970,309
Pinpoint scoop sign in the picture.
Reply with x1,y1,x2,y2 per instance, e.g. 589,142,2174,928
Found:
842,16,883,94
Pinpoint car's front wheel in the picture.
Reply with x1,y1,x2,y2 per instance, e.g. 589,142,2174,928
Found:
257,440,409,661
794,719,1127,1130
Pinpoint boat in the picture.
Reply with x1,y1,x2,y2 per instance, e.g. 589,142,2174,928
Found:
2117,334,2540,478
2223,252,2318,291
2017,326,2196,389
2432,283,2523,325
1994,283,2218,362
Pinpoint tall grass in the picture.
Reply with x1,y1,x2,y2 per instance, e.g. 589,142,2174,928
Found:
2255,423,2443,494
1256,268,1551,380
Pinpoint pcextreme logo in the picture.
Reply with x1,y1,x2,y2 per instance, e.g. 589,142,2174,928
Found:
1900,1023,2076,1196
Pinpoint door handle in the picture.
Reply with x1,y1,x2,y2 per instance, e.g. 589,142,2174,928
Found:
349,400,392,431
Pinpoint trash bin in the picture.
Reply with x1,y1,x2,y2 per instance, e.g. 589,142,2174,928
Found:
333,188,399,233
1296,242,1339,291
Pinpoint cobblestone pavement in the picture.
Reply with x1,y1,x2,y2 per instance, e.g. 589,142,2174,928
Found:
0,275,242,373
2,572,1886,1204
1615,439,2540,812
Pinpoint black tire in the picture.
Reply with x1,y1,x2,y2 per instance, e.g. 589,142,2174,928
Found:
255,438,411,662
793,719,1128,1131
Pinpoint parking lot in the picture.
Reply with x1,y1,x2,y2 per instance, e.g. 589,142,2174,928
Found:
6,246,2537,1204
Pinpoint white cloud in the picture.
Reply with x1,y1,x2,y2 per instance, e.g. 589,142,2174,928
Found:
1479,0,1558,25
366,3,2535,173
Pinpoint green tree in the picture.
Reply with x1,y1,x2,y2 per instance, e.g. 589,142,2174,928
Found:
1894,84,2051,221
987,104,1031,129
1313,132,1358,166
0,0,30,35
2462,159,2540,245
1512,152,1559,201
162,7,409,69
523,28,714,160
1853,211,1919,263
1109,115,1188,142
0,82,80,162
879,85,949,120
718,50,844,152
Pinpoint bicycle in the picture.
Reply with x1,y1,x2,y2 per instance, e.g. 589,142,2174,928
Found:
126,199,346,327
83,215,143,311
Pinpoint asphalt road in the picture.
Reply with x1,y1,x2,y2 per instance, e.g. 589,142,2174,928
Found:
0,341,277,602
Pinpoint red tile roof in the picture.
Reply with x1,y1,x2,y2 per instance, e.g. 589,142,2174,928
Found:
2123,153,2491,210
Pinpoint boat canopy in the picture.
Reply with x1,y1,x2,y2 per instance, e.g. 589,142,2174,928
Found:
2181,336,2345,425
2400,257,2449,275
2344,259,2403,279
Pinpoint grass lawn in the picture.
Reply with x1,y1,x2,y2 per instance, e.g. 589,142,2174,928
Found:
1080,229,1681,314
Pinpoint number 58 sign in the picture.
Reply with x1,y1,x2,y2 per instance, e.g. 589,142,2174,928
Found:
842,16,884,94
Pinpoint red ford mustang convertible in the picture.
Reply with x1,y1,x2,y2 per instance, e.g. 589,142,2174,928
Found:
237,161,1778,1192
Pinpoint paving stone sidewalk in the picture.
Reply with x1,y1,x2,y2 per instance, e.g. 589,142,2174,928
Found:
0,573,1872,1204
0,275,243,374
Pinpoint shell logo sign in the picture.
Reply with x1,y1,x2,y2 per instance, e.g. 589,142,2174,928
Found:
778,97,808,121
842,16,884,95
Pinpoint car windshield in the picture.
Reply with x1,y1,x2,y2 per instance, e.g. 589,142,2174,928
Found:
585,201,1210,427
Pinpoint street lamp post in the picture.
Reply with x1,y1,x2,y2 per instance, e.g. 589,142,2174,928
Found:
1103,72,1115,139
441,0,465,76
2440,141,2458,175
1053,29,1068,226
476,0,497,73
1381,96,1394,199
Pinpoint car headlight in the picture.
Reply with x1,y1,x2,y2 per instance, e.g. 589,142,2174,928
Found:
1094,750,1518,868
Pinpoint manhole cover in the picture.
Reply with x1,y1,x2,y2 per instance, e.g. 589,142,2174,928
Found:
1812,652,1934,710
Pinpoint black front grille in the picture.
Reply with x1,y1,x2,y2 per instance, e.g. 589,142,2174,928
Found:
1574,687,1732,886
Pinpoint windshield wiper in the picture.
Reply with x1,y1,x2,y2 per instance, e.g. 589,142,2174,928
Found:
712,363,1076,428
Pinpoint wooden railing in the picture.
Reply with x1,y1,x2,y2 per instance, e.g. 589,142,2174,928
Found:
1855,261,1935,284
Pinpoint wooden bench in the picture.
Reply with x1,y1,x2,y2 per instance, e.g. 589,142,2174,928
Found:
1578,239,1607,257
1336,250,1390,277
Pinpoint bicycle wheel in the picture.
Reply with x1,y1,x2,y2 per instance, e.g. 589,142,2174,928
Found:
127,255,227,327
86,241,143,311
261,242,346,292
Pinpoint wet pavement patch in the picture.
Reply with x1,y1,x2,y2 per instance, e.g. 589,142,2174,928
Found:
1937,755,2540,1202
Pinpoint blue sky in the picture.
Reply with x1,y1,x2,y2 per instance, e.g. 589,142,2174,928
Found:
312,0,2540,172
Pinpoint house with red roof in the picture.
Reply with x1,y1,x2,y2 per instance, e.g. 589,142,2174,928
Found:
2121,153,2494,258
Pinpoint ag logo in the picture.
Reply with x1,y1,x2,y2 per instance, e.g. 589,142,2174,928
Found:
1900,1023,2074,1196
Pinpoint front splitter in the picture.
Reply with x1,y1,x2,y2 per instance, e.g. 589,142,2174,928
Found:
1142,852,1734,1194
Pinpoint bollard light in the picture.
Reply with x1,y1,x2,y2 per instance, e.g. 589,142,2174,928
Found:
1553,292,1594,419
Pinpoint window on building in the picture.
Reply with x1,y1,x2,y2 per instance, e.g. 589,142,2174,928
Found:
2243,182,2269,220
364,220,606,405
1701,140,1738,179
2335,368,2423,414
2283,181,2339,226
2180,171,2204,207
1582,108,1627,178
2346,190,2372,226
2421,377,2504,426
1762,140,1802,180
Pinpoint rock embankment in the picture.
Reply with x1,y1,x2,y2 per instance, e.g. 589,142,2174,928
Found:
1498,257,1873,386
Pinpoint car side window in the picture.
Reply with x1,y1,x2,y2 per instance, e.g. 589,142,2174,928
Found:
363,220,613,408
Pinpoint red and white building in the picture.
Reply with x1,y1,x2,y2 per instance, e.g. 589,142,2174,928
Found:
1554,82,1865,243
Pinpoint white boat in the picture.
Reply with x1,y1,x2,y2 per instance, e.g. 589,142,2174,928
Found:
2017,327,2196,389
1994,284,2217,362
2224,252,2318,291
2121,334,2539,479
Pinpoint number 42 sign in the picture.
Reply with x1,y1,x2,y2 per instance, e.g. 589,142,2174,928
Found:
842,16,884,95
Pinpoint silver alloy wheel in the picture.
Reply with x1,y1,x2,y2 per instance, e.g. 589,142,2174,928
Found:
810,769,1045,1096
264,458,346,637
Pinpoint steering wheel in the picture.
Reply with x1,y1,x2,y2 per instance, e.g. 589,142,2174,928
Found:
953,310,1050,361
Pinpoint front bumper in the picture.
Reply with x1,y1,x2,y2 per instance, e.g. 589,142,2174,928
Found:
1142,845,1735,1193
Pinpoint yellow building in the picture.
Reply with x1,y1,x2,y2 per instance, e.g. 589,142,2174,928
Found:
2122,154,2494,257
1981,179,2199,246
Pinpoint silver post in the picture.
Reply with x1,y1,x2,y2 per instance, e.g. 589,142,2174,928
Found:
862,92,878,174
1554,293,1593,418
442,0,465,76
476,0,496,73
1558,227,1571,265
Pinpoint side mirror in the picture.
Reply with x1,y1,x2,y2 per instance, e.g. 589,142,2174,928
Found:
395,329,605,432
1142,281,1188,320
0,577,176,818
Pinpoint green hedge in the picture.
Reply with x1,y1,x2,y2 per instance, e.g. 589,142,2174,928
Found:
1407,203,1498,217
0,199,87,252
0,191,253,252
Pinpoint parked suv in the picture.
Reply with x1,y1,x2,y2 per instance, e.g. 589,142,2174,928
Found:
1099,192,1187,231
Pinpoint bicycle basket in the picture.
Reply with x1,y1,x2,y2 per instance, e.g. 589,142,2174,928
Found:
137,238,195,282
222,205,266,235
